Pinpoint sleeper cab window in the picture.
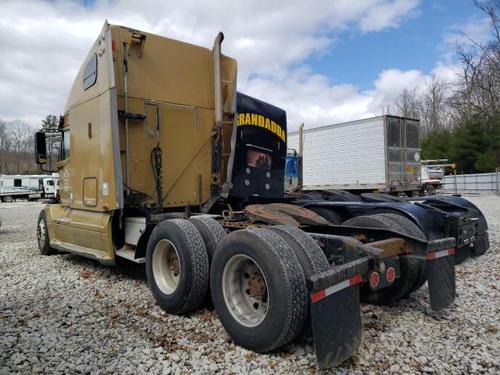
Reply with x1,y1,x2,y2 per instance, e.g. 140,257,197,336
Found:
83,53,98,90
61,128,70,160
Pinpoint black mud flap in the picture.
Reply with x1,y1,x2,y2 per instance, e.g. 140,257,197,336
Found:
426,246,456,310
473,232,489,257
308,257,369,369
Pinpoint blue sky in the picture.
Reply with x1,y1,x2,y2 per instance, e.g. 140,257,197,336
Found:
308,1,485,90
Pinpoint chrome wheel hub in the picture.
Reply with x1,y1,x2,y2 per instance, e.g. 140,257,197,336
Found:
152,239,181,295
222,254,269,327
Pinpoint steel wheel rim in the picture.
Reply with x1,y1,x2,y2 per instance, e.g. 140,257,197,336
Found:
38,220,46,248
152,239,181,295
222,254,269,327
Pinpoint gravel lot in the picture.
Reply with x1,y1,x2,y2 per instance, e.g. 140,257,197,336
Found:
0,196,499,374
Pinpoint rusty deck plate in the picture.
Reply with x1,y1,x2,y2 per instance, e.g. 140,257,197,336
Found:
245,203,330,227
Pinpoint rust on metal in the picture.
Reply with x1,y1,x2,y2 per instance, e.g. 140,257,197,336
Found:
248,273,266,299
171,257,180,276
352,233,367,242
221,220,265,229
245,203,330,226
365,237,412,258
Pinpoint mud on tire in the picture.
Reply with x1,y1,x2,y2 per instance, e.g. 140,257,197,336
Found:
210,228,308,352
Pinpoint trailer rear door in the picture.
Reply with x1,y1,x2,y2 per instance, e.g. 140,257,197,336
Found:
386,117,421,192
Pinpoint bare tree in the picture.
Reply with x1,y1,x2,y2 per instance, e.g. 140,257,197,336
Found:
9,120,32,173
395,87,421,119
378,87,422,118
0,119,39,174
0,120,11,173
420,75,450,134
449,0,500,119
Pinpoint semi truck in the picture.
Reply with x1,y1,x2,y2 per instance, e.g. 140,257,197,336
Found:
287,115,422,195
420,159,456,194
33,22,489,369
0,174,58,202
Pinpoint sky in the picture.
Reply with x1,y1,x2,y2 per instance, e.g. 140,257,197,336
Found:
0,0,493,131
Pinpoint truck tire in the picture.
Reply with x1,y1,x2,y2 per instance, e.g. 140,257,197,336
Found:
210,228,308,352
189,216,226,262
189,216,226,305
2,195,13,203
269,225,329,277
269,225,329,337
146,219,209,315
37,210,57,255
341,214,420,305
308,207,344,224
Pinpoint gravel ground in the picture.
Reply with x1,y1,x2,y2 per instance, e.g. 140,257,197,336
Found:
0,196,499,374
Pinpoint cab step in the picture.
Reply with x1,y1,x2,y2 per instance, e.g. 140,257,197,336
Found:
115,248,145,264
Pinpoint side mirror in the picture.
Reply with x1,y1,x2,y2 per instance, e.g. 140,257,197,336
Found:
35,132,47,165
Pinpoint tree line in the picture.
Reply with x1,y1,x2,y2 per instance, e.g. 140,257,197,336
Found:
383,0,499,173
0,115,60,175
0,120,37,174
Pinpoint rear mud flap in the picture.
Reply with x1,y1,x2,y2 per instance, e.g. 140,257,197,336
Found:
455,232,489,264
308,257,369,369
426,248,456,310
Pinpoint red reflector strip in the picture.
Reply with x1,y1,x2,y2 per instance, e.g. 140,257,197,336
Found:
349,274,363,285
310,289,326,303
427,248,455,260
112,40,116,51
310,274,363,303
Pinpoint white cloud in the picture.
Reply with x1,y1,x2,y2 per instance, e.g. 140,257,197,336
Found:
443,16,492,48
244,63,464,131
359,0,420,32
0,0,422,128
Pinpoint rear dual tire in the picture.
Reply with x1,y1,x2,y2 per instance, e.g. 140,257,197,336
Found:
210,228,310,352
148,220,326,352
146,219,209,315
189,216,226,304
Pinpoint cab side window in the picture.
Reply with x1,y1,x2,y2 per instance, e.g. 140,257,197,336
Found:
61,128,70,160
83,53,98,90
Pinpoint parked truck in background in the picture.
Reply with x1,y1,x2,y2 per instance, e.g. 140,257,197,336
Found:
33,22,489,369
0,174,58,202
420,159,456,194
287,115,421,195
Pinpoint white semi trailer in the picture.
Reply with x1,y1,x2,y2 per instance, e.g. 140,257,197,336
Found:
287,115,422,195
0,174,58,202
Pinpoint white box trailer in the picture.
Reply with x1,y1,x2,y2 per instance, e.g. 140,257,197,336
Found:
0,174,58,202
287,115,421,194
